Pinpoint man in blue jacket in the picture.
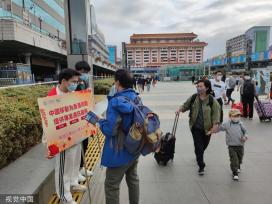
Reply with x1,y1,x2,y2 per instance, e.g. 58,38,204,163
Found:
98,69,139,204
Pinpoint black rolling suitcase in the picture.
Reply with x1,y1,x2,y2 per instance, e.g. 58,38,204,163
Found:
154,113,179,166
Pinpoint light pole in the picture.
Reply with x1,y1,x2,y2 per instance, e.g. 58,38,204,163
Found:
245,39,252,72
38,16,42,33
226,45,232,72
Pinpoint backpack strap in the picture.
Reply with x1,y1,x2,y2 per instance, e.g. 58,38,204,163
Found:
189,94,198,118
208,95,214,108
189,94,214,118
239,123,246,135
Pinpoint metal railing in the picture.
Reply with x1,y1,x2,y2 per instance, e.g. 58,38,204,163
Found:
0,78,17,87
0,81,58,89
0,76,113,89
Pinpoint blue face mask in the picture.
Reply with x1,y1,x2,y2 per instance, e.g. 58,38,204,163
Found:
80,74,89,82
67,83,78,92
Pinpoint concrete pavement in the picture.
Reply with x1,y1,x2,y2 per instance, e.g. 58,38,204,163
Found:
83,82,272,204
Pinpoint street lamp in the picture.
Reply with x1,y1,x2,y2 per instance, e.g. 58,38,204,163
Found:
38,16,42,33
57,29,60,40
29,4,36,29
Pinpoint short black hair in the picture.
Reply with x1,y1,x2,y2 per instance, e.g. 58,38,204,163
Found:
114,69,133,89
75,61,91,72
244,72,250,76
196,79,213,95
58,68,81,84
214,70,222,75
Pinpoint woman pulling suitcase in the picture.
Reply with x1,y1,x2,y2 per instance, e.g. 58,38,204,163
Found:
176,79,221,175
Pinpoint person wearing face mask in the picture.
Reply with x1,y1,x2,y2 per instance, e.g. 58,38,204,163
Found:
238,73,257,120
108,82,117,96
75,61,91,91
176,79,221,175
210,71,227,123
46,68,86,204
212,109,248,181
74,61,94,181
96,69,140,204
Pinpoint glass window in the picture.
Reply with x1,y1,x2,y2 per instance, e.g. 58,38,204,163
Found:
68,0,88,54
0,7,11,17
43,0,64,17
0,4,12,17
12,0,65,33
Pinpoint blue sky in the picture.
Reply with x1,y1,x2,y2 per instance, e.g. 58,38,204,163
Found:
93,0,272,59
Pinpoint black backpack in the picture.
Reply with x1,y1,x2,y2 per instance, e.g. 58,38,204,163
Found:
243,80,254,96
189,94,214,118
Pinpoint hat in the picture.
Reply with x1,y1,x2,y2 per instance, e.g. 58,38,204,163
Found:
229,109,242,117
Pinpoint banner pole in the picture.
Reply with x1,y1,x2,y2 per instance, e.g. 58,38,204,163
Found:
81,142,92,204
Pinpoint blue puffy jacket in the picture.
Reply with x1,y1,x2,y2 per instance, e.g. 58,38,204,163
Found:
98,88,139,167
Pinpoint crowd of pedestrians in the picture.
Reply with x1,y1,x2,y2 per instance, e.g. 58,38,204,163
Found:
134,75,158,93
45,67,260,204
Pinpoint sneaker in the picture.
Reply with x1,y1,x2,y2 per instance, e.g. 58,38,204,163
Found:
233,175,239,181
71,184,87,192
198,168,205,176
80,167,94,177
237,169,241,173
78,173,86,182
249,118,253,120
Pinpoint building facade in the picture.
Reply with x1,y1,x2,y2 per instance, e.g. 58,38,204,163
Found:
0,0,67,83
226,34,246,56
125,33,207,68
0,0,114,84
107,45,117,65
88,27,109,63
245,26,272,54
226,26,272,57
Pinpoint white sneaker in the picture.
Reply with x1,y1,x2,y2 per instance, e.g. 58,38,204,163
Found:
71,184,87,192
80,167,94,177
78,173,86,182
233,175,239,181
237,169,241,173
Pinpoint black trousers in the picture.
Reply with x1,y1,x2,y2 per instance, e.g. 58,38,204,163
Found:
226,88,234,103
80,138,89,167
191,127,211,169
217,98,223,123
242,95,254,118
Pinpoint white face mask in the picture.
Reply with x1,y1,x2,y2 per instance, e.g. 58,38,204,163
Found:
231,117,240,123
216,76,222,81
244,76,250,80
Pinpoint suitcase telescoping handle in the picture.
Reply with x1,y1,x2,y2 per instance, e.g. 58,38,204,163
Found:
172,112,180,136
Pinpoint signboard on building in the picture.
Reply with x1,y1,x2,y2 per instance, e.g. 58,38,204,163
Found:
16,64,33,84
255,69,271,95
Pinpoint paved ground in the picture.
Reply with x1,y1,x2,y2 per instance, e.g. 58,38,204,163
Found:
83,82,272,204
